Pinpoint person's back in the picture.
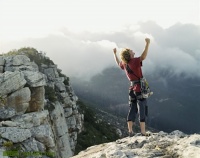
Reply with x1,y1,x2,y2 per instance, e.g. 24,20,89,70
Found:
120,57,143,80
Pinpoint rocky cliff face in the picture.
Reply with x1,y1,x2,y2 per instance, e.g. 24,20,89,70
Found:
72,130,200,158
0,52,83,158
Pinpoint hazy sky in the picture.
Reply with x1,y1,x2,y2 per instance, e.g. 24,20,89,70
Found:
0,0,200,80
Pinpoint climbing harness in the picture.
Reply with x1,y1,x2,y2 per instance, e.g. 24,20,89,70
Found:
126,64,153,100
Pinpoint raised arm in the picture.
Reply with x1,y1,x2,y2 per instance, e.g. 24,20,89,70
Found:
113,48,121,66
140,38,150,61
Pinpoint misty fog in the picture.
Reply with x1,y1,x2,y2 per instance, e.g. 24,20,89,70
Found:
1,21,200,80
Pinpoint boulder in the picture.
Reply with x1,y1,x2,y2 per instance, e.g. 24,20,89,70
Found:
0,127,31,143
41,67,59,81
4,55,38,72
0,107,16,120
6,87,31,115
0,71,26,97
30,124,55,148
22,71,46,87
11,110,49,128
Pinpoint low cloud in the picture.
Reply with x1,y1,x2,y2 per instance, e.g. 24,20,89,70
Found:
1,21,200,80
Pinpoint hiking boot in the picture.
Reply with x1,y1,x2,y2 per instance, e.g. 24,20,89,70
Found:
141,132,151,137
128,132,134,137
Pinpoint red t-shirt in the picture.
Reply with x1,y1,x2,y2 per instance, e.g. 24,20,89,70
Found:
120,57,143,92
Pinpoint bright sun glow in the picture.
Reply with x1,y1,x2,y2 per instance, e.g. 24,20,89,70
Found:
0,0,199,41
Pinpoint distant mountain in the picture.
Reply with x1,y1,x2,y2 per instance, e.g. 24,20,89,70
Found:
71,66,200,134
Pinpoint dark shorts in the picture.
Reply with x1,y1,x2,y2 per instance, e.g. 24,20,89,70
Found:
127,90,148,122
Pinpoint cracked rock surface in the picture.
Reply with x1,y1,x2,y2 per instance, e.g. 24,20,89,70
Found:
72,130,200,158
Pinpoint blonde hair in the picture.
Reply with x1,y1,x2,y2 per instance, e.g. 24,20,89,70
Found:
120,48,131,64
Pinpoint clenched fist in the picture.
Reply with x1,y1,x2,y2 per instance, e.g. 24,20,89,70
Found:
113,48,117,54
145,38,150,44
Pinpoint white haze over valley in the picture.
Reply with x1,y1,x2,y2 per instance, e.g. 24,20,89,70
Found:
1,22,200,80
0,0,200,80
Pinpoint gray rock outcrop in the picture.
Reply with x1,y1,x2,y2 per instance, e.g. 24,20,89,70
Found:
0,52,83,158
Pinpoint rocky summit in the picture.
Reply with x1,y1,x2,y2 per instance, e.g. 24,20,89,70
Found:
72,130,200,158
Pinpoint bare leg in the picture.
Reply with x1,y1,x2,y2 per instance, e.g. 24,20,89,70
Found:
127,121,134,133
140,122,146,134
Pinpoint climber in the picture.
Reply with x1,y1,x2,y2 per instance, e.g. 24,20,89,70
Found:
112,38,150,137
